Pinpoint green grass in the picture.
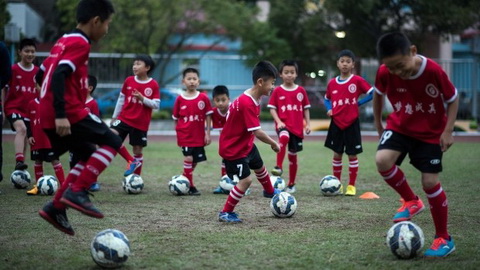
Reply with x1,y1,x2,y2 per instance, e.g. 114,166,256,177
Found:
0,139,479,269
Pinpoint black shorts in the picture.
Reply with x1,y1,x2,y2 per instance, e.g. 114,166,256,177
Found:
31,149,58,162
277,128,303,153
45,113,122,163
377,130,443,173
181,146,207,163
110,120,148,147
324,118,363,155
223,144,264,180
7,113,29,132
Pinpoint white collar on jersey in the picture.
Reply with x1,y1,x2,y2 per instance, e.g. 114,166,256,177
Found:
280,84,298,91
244,89,260,106
335,74,354,84
408,55,427,80
134,76,152,84
17,62,35,72
180,91,200,100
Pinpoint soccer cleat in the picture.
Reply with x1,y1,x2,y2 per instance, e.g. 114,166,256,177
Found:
38,201,75,236
89,182,101,192
26,185,39,195
124,159,142,177
213,186,229,194
60,188,104,218
271,166,283,177
345,185,356,196
188,186,201,196
424,236,456,258
284,185,296,193
15,161,28,171
263,188,282,198
218,211,242,223
392,196,425,223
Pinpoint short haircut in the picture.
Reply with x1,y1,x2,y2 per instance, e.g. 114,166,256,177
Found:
135,54,155,74
337,49,355,62
279,60,298,74
76,0,115,24
183,67,199,78
212,85,229,98
376,32,412,60
88,74,97,93
252,61,278,84
19,38,36,50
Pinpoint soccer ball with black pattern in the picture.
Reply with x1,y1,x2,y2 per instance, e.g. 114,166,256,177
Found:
10,170,31,189
386,221,425,259
122,174,144,194
219,174,238,191
90,229,130,268
270,192,297,218
270,175,286,191
37,175,58,195
168,175,190,195
319,175,342,196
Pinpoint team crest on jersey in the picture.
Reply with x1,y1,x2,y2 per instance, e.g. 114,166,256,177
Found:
348,84,357,93
144,87,153,97
297,93,304,102
425,84,439,98
198,101,205,110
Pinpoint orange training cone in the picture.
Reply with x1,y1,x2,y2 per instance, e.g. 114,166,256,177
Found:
359,192,380,199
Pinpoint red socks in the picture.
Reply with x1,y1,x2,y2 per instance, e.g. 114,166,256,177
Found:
288,152,297,186
70,146,117,191
222,186,245,212
276,131,289,168
379,165,416,201
183,160,194,187
348,157,358,186
255,166,274,194
133,154,143,175
332,158,342,180
424,183,449,239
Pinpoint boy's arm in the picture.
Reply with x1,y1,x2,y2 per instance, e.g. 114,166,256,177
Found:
112,92,125,120
440,95,459,152
303,109,311,134
253,129,280,152
142,97,160,110
372,91,384,137
51,64,73,137
205,114,212,145
269,108,285,129
358,89,374,106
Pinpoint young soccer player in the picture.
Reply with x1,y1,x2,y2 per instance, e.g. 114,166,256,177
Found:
172,68,212,195
37,0,120,236
374,32,458,257
218,61,281,223
3,38,39,171
323,50,373,196
268,60,311,193
211,85,230,194
110,54,160,177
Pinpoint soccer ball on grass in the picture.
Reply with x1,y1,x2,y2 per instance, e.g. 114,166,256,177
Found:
10,170,31,189
90,229,130,268
319,175,342,196
122,174,144,194
386,221,425,259
168,175,190,195
219,174,239,191
37,175,59,195
270,192,297,218
270,175,286,190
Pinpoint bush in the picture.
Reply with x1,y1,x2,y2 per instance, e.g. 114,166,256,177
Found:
152,110,172,120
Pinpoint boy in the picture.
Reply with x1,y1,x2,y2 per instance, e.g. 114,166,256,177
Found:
3,38,39,171
37,0,120,236
268,60,311,193
172,68,212,195
323,50,373,196
374,32,458,257
110,54,160,177
218,61,281,223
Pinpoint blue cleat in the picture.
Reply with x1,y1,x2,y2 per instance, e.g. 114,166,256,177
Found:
263,188,282,198
218,212,242,223
124,159,142,177
213,186,229,194
89,182,101,192
424,236,456,258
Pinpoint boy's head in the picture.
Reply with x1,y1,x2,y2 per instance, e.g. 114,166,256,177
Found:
18,38,36,64
278,60,298,85
376,32,418,79
182,67,199,78
133,54,155,76
182,68,200,92
212,85,230,111
76,0,115,42
336,49,355,74
252,60,277,84
88,75,97,94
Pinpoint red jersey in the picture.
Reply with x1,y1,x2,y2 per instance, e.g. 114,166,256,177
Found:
172,91,213,147
325,75,373,130
38,31,90,129
267,85,311,138
4,63,39,117
85,97,100,117
211,107,227,131
375,55,457,144
27,98,51,150
219,91,261,160
115,76,160,131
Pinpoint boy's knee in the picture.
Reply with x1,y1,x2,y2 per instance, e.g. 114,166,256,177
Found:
184,156,193,162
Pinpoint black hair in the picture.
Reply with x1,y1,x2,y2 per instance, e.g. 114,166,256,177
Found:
252,61,278,84
337,49,355,62
376,32,412,60
88,74,97,93
135,54,155,74
212,85,229,98
19,38,36,50
183,67,199,78
76,0,115,24
278,60,298,74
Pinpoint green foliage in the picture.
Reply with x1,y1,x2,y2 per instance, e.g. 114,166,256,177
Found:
151,109,171,120
0,0,11,39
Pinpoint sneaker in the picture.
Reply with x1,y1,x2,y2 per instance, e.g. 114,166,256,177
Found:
38,201,75,235
124,159,142,176
284,185,296,193
89,182,101,192
26,185,39,195
15,161,28,170
188,186,201,196
392,196,425,223
218,211,242,223
60,188,104,218
345,185,356,196
213,186,229,194
424,236,456,258
271,166,283,177
263,188,282,198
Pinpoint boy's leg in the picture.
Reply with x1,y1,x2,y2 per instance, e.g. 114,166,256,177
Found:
12,119,28,170
332,154,342,181
33,161,44,182
287,151,297,187
219,158,251,223
183,157,194,186
273,129,289,176
346,156,358,196
52,160,66,185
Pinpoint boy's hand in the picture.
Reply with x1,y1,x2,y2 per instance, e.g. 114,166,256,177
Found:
305,125,311,135
327,110,332,117
55,118,71,137
271,141,280,153
28,137,35,145
205,133,211,146
276,121,286,129
132,90,144,101
440,131,454,152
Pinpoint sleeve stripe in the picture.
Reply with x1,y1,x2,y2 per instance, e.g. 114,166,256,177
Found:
267,105,276,109
374,87,384,95
445,89,458,104
247,126,261,132
58,60,76,72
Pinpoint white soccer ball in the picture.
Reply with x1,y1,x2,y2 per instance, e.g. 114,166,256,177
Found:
90,229,130,268
386,221,425,259
270,192,297,218
219,175,239,191
168,175,190,195
37,175,59,195
270,175,286,190
122,174,144,194
319,175,342,196
10,170,31,189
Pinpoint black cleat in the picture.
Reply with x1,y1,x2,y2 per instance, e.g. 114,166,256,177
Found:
39,201,75,236
60,188,104,218
15,161,28,171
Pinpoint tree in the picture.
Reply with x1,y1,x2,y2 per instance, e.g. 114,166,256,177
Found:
0,0,11,40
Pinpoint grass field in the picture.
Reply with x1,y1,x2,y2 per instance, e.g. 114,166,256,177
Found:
0,138,479,270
